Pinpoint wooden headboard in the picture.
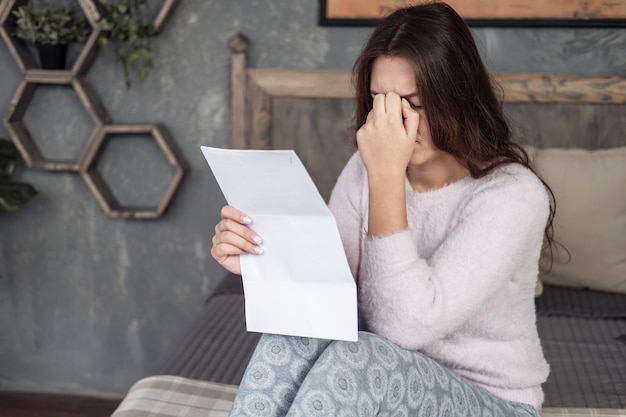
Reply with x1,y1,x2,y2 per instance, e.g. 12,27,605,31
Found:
229,33,626,201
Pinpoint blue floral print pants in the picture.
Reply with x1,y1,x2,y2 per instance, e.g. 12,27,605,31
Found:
229,332,540,417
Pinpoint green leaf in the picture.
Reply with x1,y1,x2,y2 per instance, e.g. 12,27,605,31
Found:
0,181,37,212
95,0,154,88
12,2,89,45
0,139,37,212
0,139,18,178
0,159,16,178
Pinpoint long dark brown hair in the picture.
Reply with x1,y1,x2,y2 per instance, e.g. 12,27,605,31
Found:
352,1,556,255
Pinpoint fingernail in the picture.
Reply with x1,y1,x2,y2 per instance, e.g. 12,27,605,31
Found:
253,235,263,244
402,98,410,108
253,246,264,255
242,216,252,224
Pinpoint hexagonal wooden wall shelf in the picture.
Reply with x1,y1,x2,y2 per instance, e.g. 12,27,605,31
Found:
0,0,184,219
80,124,189,219
3,72,110,171
0,0,104,75
152,0,181,34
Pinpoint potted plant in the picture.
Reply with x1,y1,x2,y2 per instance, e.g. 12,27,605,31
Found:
0,138,37,212
97,0,154,88
12,0,89,70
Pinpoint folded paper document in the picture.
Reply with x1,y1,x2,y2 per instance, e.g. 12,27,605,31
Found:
201,146,358,341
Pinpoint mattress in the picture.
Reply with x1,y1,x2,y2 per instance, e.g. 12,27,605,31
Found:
535,284,626,409
154,274,261,385
154,275,626,409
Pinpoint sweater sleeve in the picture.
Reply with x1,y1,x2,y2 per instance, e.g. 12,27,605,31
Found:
359,166,550,350
328,152,365,280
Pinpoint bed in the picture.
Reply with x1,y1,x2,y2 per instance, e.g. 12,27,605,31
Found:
112,33,626,416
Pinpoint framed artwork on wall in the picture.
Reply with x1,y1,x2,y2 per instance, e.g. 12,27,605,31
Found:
319,0,626,27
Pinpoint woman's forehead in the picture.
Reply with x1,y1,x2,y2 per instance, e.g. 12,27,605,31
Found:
370,56,419,96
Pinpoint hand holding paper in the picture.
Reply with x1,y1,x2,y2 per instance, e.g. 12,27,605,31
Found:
202,146,358,341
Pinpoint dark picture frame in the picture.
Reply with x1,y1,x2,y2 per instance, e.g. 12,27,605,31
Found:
319,0,626,28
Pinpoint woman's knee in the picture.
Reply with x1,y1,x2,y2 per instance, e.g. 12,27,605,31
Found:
316,332,378,369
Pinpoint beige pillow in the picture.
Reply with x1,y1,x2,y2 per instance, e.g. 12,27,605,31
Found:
531,146,626,294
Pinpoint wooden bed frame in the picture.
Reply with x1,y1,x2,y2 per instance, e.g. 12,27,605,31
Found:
229,32,626,200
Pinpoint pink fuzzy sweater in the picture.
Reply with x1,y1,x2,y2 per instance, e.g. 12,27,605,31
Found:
328,152,550,409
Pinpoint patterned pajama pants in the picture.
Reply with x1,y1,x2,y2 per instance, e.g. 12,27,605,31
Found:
229,332,540,417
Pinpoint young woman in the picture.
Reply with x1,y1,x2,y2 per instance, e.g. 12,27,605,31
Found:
211,2,553,416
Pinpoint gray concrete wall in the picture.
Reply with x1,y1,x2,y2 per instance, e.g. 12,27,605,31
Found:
0,0,625,397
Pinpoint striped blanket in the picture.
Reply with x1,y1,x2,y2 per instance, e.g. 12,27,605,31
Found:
112,376,236,417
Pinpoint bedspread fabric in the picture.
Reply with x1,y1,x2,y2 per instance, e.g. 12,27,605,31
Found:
147,276,626,414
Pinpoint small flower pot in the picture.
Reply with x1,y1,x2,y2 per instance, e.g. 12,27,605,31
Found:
35,43,68,70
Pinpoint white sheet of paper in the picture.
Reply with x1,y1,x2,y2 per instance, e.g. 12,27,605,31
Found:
201,146,358,341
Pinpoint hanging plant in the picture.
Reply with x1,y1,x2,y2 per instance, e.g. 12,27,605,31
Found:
12,0,89,45
0,139,37,213
12,0,89,69
97,0,154,88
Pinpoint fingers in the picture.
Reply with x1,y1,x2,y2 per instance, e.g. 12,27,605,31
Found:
371,93,386,116
216,210,262,250
401,98,420,140
385,92,402,120
215,215,262,242
212,227,263,258
367,93,415,139
371,92,402,119
213,205,263,256
220,205,252,225
211,205,264,276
